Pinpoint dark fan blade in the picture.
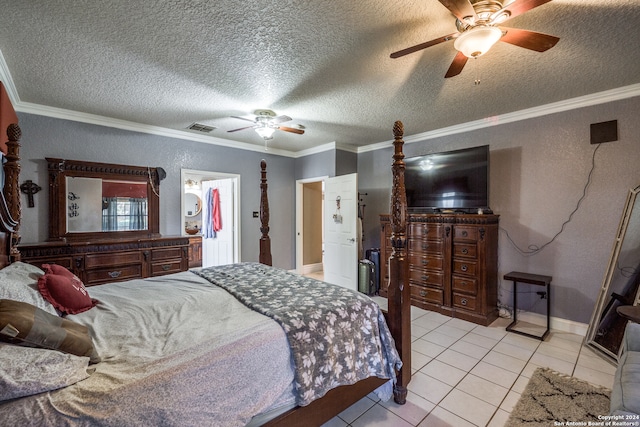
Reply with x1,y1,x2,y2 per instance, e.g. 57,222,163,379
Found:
496,0,552,22
277,126,305,135
390,32,459,59
499,27,559,52
271,115,292,124
444,51,468,78
438,0,478,23
227,125,256,133
230,115,256,123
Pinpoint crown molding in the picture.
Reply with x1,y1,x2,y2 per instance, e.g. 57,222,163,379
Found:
358,83,640,154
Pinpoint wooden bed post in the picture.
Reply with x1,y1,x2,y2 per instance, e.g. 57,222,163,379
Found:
387,120,411,404
3,123,21,262
259,159,272,266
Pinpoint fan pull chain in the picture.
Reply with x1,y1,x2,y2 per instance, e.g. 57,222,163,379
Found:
473,57,481,86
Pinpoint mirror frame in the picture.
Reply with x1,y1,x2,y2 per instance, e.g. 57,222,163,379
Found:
47,157,161,241
586,185,640,362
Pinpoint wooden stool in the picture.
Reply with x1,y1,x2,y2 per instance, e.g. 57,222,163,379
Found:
504,271,552,341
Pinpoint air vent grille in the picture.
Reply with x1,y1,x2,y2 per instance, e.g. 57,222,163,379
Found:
188,123,216,133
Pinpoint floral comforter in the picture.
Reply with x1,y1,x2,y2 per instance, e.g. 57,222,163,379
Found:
193,263,401,406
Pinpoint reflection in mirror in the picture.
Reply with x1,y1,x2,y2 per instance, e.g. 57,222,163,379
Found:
66,177,148,232
586,185,640,361
184,192,201,217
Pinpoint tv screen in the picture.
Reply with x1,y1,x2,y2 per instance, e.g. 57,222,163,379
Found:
404,145,489,212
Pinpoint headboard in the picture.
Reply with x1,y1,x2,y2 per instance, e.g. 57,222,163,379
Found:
0,123,21,268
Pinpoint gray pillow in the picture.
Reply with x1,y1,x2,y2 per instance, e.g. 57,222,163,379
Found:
0,343,91,401
0,262,58,316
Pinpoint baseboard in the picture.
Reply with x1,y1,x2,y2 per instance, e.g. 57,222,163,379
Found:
516,310,589,337
301,263,323,275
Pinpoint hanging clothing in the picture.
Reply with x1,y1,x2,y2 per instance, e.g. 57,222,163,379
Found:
212,188,222,232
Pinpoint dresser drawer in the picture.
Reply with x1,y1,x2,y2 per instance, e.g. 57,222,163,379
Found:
84,251,142,269
152,247,184,261
453,259,477,277
409,268,444,287
453,226,478,241
410,284,443,305
453,293,477,311
408,238,443,254
409,223,443,239
453,243,477,259
452,275,478,295
85,264,143,285
409,254,443,271
151,259,183,276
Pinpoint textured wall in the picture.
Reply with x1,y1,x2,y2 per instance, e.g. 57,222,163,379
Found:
16,113,297,269
358,96,640,324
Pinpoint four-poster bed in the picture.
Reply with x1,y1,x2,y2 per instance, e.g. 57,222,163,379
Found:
0,120,412,426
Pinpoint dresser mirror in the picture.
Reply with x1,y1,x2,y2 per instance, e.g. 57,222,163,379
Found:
47,158,163,241
586,185,640,362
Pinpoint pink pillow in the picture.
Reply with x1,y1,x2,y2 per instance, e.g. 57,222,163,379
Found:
37,265,97,315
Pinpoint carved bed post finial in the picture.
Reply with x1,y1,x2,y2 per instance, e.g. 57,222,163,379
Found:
259,159,272,266
388,120,411,404
4,123,22,261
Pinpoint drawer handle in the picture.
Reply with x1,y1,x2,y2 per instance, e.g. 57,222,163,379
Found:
422,243,428,250
461,231,468,237
461,265,468,272
161,264,171,271
461,248,468,255
421,275,430,281
419,291,427,297
421,259,429,265
460,298,468,306
108,271,122,278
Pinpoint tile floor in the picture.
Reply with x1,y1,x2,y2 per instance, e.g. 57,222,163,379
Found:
305,272,616,427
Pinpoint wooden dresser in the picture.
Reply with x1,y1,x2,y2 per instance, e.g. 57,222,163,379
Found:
187,236,202,268
380,213,499,326
19,236,189,287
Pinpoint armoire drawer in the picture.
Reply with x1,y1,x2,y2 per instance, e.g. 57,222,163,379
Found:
151,260,183,276
85,251,142,269
409,268,444,287
452,259,477,276
409,223,443,239
408,238,443,254
452,275,478,295
454,226,479,241
411,284,443,305
85,264,143,285
453,243,477,259
453,293,477,311
408,254,443,271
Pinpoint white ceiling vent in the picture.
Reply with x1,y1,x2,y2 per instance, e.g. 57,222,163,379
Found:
187,123,216,133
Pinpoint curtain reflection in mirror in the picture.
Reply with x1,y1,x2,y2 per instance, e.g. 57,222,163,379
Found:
102,197,148,231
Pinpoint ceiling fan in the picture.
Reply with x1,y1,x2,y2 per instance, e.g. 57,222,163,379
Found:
227,109,305,141
390,0,560,78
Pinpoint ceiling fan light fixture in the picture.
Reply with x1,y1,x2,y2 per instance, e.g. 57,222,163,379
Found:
454,26,503,58
255,126,275,140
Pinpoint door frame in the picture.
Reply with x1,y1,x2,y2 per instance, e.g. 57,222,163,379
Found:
295,176,328,274
181,168,241,263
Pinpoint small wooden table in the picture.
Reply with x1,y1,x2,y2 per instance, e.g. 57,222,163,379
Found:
504,271,552,341
617,305,640,323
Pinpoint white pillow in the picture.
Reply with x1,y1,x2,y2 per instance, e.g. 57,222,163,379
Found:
0,262,58,316
0,343,91,401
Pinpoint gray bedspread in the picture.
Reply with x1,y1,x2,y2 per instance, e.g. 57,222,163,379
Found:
193,263,401,406
0,271,295,427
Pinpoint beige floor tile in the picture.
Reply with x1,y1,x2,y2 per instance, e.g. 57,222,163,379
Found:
411,324,430,340
408,371,453,405
460,331,500,350
528,352,574,375
337,395,376,423
321,416,349,427
492,340,536,361
379,391,435,426
510,374,530,394
439,388,498,426
449,339,491,360
470,361,519,389
455,374,510,407
499,390,522,412
351,403,414,427
445,317,477,332
434,324,468,340
436,348,481,372
471,324,508,341
499,332,541,352
412,350,432,372
413,316,448,332
422,330,460,348
572,365,615,389
536,341,579,363
487,408,511,427
418,406,476,427
520,361,542,378
419,359,467,387
482,350,528,374
413,338,446,358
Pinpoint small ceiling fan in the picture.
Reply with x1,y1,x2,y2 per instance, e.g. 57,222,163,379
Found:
227,109,305,140
390,0,560,78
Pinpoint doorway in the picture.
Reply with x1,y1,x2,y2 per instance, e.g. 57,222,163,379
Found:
296,177,327,275
181,169,241,267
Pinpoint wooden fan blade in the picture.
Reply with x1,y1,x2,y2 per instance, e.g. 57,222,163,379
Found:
271,115,292,124
390,32,459,58
499,27,559,52
445,51,468,78
230,116,256,123
438,0,478,23
227,125,256,133
277,126,305,135
497,0,552,22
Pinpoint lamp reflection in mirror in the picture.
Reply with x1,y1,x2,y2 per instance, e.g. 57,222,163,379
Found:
454,26,503,58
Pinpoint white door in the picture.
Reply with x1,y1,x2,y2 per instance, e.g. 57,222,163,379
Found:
201,178,235,267
323,173,358,291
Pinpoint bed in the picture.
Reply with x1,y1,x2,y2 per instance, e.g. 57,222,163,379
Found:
0,120,412,426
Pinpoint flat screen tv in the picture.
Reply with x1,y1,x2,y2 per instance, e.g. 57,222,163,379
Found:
404,145,490,213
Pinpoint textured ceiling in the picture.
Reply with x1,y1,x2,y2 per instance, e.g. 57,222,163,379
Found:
1,0,639,154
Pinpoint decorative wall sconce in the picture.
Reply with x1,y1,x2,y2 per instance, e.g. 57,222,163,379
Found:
20,180,41,208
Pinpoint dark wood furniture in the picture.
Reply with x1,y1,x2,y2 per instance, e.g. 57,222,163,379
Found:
505,271,552,340
617,305,640,323
380,212,499,326
19,237,189,286
260,122,411,426
187,235,202,268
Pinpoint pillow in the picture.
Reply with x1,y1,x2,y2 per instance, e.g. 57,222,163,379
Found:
0,262,57,316
38,264,97,315
0,343,91,401
0,299,99,363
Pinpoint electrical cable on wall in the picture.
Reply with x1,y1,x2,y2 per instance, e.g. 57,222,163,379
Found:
501,143,602,256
